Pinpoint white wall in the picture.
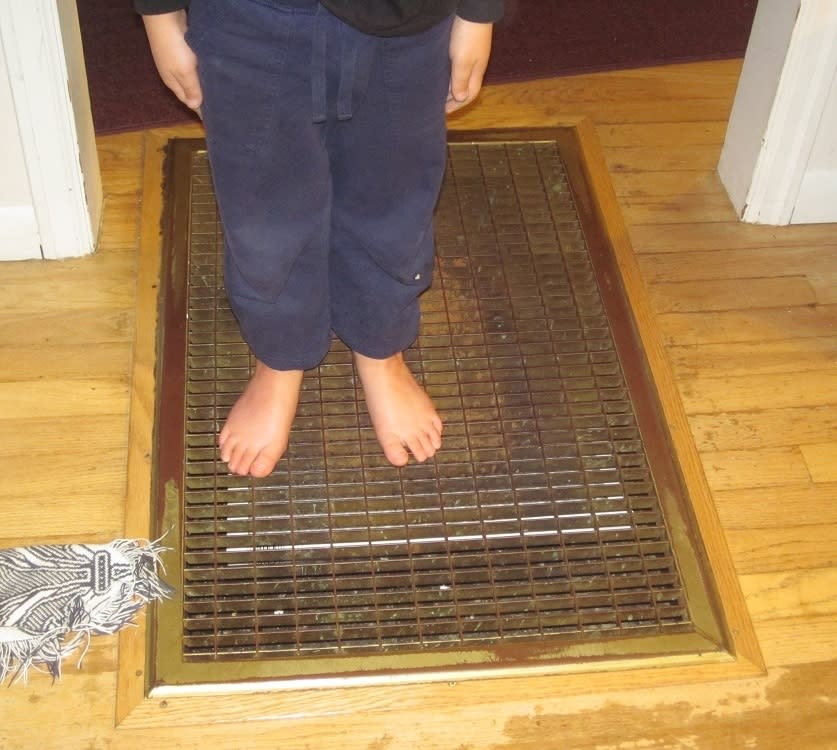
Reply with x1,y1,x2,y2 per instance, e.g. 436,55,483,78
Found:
0,37,41,260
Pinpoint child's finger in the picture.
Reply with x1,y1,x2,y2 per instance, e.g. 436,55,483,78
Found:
179,73,203,110
163,69,203,110
446,62,485,113
449,59,474,103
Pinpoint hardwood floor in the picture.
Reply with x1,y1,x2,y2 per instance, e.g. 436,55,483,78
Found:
1,60,835,748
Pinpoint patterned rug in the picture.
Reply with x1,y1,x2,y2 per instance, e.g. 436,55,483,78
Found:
0,539,172,684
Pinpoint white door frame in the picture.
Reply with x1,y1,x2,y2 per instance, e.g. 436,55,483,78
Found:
720,0,837,225
0,0,101,259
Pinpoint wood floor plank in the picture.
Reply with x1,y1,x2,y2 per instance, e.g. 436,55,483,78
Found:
0,308,134,345
96,131,145,195
800,443,837,483
453,91,738,130
0,669,119,750
0,379,129,419
689,406,837,452
486,663,837,750
0,485,125,540
628,221,837,254
596,121,727,148
755,615,837,668
0,253,137,311
741,568,837,622
605,144,723,173
679,370,837,413
650,276,817,313
637,245,837,282
0,415,127,457
620,191,738,225
711,483,837,529
808,272,837,305
658,306,837,346
0,343,132,382
610,170,721,199
726,527,837,575
701,447,813,491
97,193,143,251
667,338,837,379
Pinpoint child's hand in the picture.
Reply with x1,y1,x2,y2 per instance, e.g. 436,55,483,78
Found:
446,16,493,114
143,11,202,111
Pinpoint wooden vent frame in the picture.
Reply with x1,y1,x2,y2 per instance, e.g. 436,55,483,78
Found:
118,121,763,728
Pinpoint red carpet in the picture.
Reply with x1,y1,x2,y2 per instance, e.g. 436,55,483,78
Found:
79,0,757,134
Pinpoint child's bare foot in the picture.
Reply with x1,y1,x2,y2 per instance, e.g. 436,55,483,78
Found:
354,351,443,466
218,360,303,478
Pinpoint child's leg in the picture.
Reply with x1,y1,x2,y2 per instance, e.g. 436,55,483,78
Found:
328,18,453,465
187,0,329,477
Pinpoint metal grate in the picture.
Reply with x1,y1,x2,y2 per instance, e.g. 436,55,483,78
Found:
153,133,724,685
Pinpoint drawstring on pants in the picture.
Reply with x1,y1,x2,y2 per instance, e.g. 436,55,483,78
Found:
311,5,373,123
336,22,357,121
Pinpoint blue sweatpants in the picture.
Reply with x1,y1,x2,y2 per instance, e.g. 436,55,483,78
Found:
185,0,453,370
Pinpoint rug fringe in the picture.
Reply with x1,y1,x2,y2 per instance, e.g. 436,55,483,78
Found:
0,538,174,685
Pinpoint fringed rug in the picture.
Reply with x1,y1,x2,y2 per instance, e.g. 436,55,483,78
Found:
0,539,172,684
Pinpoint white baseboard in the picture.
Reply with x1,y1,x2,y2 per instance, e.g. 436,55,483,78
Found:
0,206,42,261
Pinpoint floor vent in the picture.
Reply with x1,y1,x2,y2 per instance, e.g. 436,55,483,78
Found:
150,131,727,689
